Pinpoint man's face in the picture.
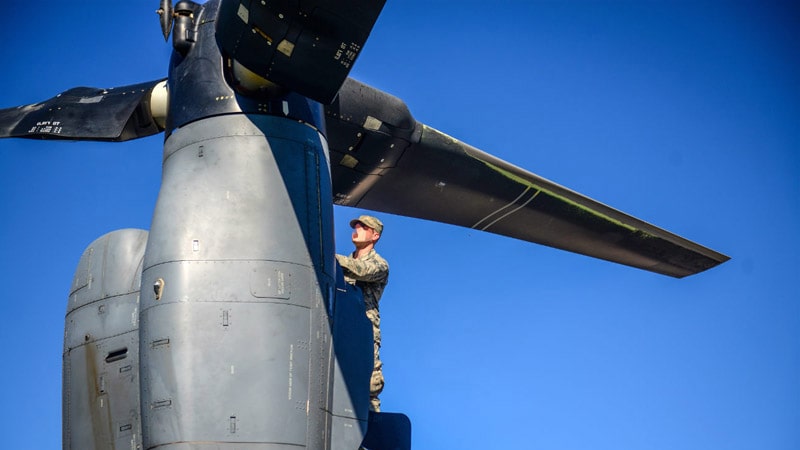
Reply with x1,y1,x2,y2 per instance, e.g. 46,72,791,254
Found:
351,222,379,246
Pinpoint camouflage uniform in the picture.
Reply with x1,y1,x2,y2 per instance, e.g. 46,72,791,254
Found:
335,248,389,412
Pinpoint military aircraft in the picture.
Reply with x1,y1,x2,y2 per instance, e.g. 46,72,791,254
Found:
0,1,728,449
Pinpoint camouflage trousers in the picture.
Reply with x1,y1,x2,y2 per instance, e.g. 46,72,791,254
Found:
366,308,384,412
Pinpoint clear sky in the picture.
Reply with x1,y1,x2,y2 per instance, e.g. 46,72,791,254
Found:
1,1,798,449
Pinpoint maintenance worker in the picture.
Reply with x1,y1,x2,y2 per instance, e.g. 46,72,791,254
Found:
335,215,389,412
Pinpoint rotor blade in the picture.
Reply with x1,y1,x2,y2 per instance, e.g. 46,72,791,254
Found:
0,79,167,142
216,0,386,104
327,79,729,278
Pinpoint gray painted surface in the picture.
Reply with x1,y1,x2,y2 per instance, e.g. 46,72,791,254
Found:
135,114,370,448
57,0,384,444
65,229,147,450
64,114,376,449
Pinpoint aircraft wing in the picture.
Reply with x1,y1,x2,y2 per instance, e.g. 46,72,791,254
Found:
0,79,166,141
326,78,729,278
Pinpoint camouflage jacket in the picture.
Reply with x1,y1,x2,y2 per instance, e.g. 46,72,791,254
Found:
335,249,389,311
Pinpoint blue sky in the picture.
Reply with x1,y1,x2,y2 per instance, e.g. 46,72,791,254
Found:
1,1,798,449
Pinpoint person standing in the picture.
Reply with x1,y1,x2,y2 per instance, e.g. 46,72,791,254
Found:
335,215,389,412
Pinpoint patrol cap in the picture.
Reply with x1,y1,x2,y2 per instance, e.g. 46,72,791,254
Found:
350,215,383,235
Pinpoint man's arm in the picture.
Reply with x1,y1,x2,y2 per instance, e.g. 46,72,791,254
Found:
336,253,388,282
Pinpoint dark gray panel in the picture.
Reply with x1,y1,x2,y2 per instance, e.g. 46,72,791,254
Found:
329,266,373,447
361,412,412,450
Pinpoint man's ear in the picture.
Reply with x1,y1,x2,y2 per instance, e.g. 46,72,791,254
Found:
372,233,380,243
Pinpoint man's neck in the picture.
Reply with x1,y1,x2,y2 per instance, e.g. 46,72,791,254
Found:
353,244,374,259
